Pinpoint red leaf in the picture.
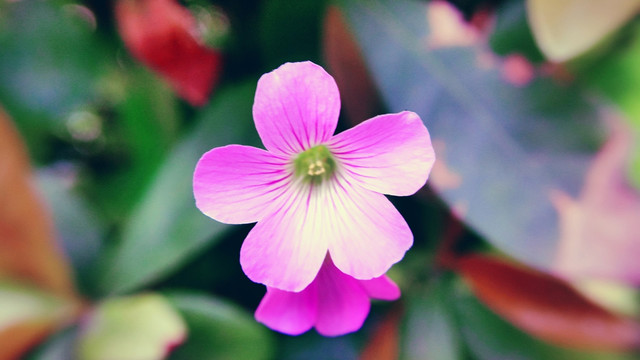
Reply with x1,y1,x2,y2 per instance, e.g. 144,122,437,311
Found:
0,107,77,298
0,108,82,357
456,254,640,350
551,120,640,284
322,6,382,125
359,306,401,360
115,0,222,106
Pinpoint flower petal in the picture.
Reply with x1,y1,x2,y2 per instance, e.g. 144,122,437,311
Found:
193,145,290,224
315,260,371,336
253,61,340,155
329,111,435,196
254,285,317,336
360,276,401,301
325,176,413,281
240,166,412,291
240,184,329,292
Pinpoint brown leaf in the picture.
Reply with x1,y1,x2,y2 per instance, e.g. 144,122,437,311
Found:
0,320,58,360
0,108,76,297
456,254,640,350
115,0,223,106
359,306,401,360
551,120,640,284
322,6,383,125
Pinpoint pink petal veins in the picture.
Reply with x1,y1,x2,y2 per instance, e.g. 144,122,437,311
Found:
329,111,435,197
193,145,290,224
253,61,341,155
240,169,412,291
324,175,413,281
194,61,430,303
240,183,330,292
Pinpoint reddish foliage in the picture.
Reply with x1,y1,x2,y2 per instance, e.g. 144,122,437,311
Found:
322,6,383,125
0,107,83,360
115,0,222,106
359,306,402,360
0,107,76,298
0,320,59,360
456,254,640,350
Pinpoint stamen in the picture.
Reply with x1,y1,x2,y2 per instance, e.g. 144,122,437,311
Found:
293,145,336,184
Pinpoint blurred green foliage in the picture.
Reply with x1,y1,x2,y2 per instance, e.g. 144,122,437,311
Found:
1,0,639,359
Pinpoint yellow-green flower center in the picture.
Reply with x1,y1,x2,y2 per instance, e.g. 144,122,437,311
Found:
293,145,336,184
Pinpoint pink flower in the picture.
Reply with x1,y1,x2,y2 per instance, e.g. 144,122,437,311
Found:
193,61,435,292
255,256,400,336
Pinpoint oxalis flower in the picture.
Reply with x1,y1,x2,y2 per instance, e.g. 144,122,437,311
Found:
255,255,400,336
193,61,435,292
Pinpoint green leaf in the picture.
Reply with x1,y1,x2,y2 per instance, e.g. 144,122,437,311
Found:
453,284,638,360
86,67,180,222
77,293,187,360
258,0,328,69
401,278,462,360
340,0,605,271
584,23,640,189
25,327,78,360
166,292,275,360
0,0,105,162
489,0,545,62
95,82,259,295
36,169,104,296
279,333,359,360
